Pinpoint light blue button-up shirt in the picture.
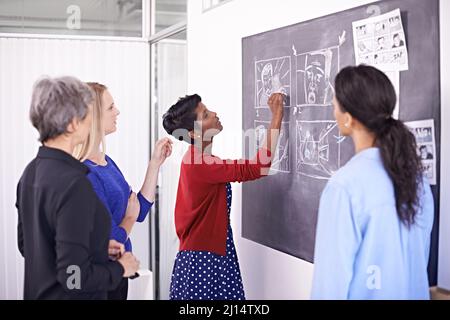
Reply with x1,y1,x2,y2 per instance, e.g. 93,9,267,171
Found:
311,148,434,300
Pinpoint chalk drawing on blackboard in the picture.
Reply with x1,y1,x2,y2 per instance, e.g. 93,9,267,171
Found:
293,32,345,108
255,120,290,173
294,47,338,107
255,56,291,109
296,120,342,179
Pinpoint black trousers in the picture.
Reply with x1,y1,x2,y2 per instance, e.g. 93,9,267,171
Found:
108,278,128,300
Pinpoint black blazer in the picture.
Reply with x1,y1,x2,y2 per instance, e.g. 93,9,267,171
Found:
16,146,124,299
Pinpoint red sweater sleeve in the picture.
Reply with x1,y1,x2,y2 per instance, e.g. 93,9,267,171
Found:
187,147,272,184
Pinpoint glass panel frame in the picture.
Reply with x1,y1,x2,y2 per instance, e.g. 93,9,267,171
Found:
0,0,144,38
153,0,187,35
149,1,187,298
202,0,233,13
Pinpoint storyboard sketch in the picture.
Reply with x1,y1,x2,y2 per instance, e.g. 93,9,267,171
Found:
242,0,440,263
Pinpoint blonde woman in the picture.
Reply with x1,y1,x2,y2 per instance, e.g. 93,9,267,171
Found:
75,83,172,299
17,77,139,299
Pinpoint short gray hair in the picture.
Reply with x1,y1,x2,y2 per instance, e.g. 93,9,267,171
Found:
30,76,94,142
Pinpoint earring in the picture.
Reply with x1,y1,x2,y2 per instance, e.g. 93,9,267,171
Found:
344,123,349,128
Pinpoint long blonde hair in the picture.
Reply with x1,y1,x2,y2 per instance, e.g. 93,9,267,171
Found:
73,82,107,162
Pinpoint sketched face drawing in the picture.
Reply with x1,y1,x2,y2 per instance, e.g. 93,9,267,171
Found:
296,47,335,107
261,63,273,95
305,54,327,104
358,41,367,53
420,146,428,160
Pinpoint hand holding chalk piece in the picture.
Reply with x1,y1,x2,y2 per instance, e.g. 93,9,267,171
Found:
271,74,288,105
271,74,285,94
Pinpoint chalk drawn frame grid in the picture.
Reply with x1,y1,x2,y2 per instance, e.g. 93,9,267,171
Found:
242,0,440,263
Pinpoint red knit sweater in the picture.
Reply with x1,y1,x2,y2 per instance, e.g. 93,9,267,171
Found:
175,145,272,256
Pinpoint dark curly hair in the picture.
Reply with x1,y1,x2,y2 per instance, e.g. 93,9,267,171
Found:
162,94,201,144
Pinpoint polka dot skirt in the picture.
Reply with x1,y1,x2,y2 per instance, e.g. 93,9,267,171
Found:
169,183,245,300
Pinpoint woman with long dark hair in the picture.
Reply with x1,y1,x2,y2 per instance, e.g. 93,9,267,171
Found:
311,65,434,299
163,93,284,300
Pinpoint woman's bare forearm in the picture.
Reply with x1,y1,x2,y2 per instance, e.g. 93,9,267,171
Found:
265,111,283,161
140,160,159,203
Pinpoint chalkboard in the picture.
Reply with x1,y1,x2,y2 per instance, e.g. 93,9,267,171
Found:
242,0,441,263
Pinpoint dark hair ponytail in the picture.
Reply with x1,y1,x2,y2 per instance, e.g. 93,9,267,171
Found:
162,94,201,144
335,65,422,226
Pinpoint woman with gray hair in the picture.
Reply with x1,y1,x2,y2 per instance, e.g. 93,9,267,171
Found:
16,76,140,299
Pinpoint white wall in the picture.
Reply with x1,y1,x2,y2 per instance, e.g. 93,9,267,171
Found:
0,37,150,299
187,0,450,299
438,0,450,291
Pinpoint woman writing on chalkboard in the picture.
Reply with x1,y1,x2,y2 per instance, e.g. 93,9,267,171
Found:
162,93,284,300
311,65,434,299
